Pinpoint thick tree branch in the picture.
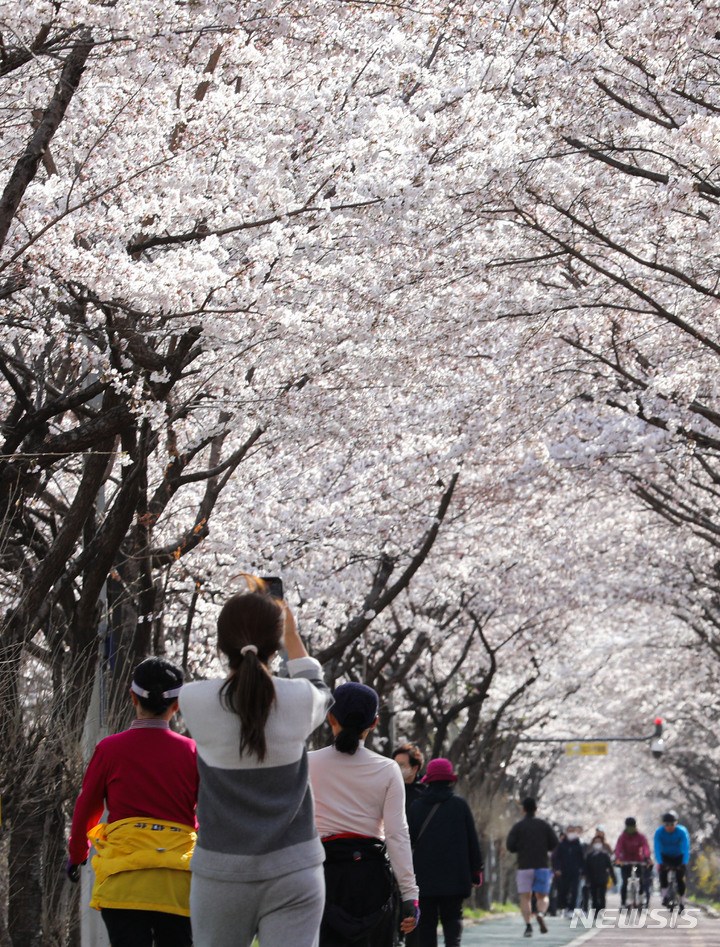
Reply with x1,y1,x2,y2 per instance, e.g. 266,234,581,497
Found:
316,472,459,664
149,424,264,566
0,31,94,251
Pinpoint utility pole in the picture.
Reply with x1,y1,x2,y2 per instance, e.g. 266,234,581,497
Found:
80,467,112,947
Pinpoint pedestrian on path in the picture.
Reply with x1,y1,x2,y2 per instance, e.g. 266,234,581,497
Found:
393,743,426,946
408,758,483,947
309,682,419,947
593,826,613,856
67,657,198,947
506,798,559,938
393,743,427,816
179,591,332,947
584,835,614,911
555,825,585,917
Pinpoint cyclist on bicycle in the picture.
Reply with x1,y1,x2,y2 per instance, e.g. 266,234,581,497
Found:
654,810,690,911
613,817,651,908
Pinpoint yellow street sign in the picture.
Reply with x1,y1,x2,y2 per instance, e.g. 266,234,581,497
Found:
565,742,608,756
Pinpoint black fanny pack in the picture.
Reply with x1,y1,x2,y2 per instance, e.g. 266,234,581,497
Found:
322,836,388,864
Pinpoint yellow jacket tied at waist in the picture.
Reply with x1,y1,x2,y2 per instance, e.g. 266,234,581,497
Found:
88,817,196,915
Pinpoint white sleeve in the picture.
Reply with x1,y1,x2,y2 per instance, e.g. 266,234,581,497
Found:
382,766,419,900
286,657,333,731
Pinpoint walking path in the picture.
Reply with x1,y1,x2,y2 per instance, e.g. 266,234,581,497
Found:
462,912,595,946
461,902,720,946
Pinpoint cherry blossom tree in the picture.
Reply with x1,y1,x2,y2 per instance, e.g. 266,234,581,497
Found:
2,0,720,941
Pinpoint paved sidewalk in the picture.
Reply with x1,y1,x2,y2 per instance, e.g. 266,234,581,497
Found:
570,908,720,947
462,912,594,946
461,905,720,946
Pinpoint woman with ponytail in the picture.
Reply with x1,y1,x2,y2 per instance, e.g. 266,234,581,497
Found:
67,657,198,947
179,590,332,947
308,683,419,947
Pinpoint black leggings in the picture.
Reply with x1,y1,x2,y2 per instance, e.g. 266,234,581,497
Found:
659,857,686,897
588,884,607,911
417,895,464,947
101,908,192,947
557,872,580,911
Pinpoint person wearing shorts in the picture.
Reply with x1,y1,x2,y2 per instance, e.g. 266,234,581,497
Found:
507,799,559,938
517,869,553,899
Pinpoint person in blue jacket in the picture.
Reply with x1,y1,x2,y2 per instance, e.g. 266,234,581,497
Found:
408,758,483,947
654,810,690,911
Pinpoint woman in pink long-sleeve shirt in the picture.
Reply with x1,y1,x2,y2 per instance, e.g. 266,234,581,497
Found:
308,682,419,947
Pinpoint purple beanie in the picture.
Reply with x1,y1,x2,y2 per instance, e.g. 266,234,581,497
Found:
331,682,379,730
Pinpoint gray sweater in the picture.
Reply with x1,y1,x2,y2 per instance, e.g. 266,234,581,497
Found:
179,657,332,881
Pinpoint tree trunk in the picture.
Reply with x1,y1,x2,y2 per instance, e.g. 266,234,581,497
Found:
8,803,44,947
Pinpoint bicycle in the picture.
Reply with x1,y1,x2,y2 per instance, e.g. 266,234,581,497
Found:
620,862,645,910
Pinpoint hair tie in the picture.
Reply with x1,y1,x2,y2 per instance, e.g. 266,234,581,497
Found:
240,645,258,656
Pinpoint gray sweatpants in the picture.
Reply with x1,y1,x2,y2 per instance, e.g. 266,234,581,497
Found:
190,865,325,947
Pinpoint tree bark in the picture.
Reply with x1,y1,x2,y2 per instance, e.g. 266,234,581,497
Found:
8,801,44,947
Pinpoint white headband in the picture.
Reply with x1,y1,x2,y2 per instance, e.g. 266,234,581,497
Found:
240,645,258,656
131,680,183,700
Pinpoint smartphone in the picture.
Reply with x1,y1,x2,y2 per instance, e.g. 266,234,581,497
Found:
260,576,284,600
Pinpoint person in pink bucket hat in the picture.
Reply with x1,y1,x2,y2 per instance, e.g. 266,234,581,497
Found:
421,759,458,784
408,758,483,947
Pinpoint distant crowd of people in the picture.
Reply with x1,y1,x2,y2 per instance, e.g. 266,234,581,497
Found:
505,800,691,938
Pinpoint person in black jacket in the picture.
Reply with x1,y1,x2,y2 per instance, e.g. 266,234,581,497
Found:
408,758,483,947
555,825,585,917
506,798,559,938
584,835,614,912
392,743,426,816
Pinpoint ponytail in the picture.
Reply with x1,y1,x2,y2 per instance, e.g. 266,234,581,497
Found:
329,683,378,755
333,725,363,755
217,592,283,762
220,651,276,761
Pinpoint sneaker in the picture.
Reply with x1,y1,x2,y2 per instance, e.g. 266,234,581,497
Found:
524,923,533,937
661,897,670,908
537,913,548,934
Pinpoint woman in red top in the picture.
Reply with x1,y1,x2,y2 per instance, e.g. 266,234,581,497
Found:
67,657,198,947
614,817,652,909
